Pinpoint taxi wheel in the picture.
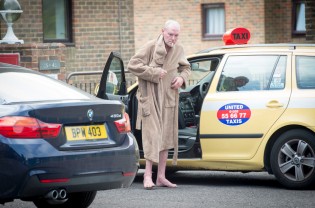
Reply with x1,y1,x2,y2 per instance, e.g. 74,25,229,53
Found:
270,129,315,189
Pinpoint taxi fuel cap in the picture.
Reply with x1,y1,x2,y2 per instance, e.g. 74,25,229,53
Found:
222,27,251,45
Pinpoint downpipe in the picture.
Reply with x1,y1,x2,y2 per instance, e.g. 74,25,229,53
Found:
45,189,67,204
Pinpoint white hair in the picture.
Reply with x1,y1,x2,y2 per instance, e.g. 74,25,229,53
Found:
164,20,180,31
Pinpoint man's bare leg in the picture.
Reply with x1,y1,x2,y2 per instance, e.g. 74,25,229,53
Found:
143,159,155,189
156,150,177,188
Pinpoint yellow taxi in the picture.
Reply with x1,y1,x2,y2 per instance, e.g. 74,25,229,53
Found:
95,28,315,189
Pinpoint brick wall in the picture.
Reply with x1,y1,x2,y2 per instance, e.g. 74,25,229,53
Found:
134,0,313,55
133,0,267,55
2,0,44,43
305,0,315,42
67,0,136,85
261,0,314,44
0,43,66,79
265,0,290,43
0,0,313,90
0,0,136,86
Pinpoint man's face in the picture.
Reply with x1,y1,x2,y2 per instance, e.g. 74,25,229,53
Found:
162,25,180,48
235,78,247,87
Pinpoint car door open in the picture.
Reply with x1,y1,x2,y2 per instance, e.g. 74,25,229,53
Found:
97,51,128,105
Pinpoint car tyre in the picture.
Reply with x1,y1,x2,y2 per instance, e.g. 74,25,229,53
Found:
270,129,315,189
33,191,97,208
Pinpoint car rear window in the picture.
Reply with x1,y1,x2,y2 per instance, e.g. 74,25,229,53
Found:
296,56,315,89
0,71,93,103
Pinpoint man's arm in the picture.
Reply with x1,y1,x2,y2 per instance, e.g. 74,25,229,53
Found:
127,42,163,83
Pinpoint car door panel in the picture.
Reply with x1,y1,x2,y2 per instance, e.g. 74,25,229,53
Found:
199,53,292,160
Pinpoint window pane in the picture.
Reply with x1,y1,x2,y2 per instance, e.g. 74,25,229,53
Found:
269,56,286,90
189,58,220,87
202,4,225,38
296,56,315,89
295,3,306,32
107,57,122,95
206,7,225,35
43,0,68,40
217,56,284,92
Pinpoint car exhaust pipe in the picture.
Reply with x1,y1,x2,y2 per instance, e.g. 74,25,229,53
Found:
45,189,68,204
45,190,59,200
58,189,67,199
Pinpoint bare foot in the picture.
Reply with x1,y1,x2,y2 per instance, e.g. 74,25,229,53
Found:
156,177,177,188
143,175,155,190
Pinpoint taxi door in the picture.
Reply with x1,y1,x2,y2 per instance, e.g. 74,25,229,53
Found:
97,51,128,106
199,52,292,160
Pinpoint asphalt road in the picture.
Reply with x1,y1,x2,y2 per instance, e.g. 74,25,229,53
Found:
2,170,315,208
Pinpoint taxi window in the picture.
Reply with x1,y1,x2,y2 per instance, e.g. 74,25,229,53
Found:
217,55,287,91
296,56,315,89
188,58,220,87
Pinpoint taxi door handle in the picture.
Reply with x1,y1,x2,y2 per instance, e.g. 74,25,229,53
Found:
266,100,284,108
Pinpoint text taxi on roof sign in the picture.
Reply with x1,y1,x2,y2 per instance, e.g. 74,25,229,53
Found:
88,28,315,190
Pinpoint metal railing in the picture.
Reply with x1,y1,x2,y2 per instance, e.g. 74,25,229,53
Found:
66,71,137,94
66,71,201,95
66,71,102,94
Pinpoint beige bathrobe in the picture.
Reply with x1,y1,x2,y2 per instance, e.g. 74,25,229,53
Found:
127,35,191,165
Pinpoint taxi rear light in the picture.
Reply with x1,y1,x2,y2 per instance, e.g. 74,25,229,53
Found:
0,116,61,139
114,112,131,133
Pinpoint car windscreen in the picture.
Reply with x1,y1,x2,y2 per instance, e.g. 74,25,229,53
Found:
0,71,93,103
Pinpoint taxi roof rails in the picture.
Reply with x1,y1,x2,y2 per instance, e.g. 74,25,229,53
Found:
196,43,315,54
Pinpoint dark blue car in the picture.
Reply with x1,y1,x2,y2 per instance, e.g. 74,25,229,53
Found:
0,56,139,208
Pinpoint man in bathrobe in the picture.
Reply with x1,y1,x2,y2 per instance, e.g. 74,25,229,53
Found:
128,20,191,189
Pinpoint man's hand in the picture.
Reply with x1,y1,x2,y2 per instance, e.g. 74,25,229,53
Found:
171,76,184,89
160,69,167,79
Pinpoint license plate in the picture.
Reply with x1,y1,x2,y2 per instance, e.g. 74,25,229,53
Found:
65,125,107,141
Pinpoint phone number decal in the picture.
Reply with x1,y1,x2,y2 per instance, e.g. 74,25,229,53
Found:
217,103,251,126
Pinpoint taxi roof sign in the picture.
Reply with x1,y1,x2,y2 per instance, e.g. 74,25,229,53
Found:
222,27,250,45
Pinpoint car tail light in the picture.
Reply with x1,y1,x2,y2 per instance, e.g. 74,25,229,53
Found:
0,116,61,139
123,172,136,177
114,112,131,133
40,178,69,183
